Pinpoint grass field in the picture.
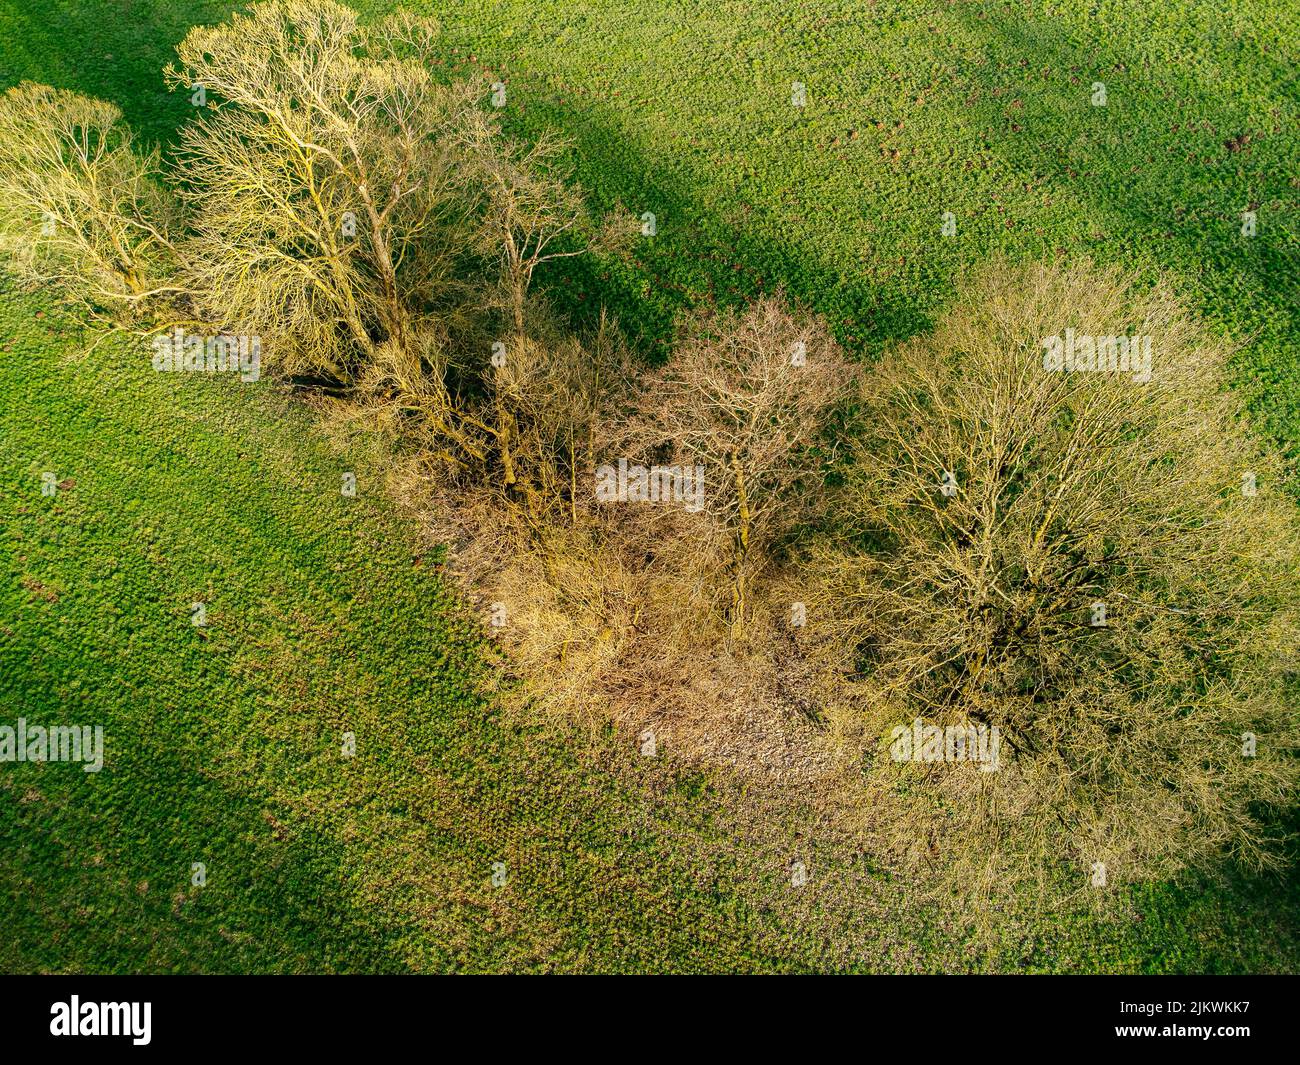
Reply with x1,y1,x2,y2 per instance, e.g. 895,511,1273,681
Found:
1,0,1298,972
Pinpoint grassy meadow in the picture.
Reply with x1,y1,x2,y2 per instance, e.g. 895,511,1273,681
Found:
0,0,1297,972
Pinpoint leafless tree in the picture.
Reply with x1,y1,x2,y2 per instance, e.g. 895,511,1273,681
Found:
0,82,180,326
803,259,1300,896
630,294,855,637
165,0,477,383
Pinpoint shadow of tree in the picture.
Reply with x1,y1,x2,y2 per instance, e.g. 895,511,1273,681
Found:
0,0,237,142
939,4,1299,452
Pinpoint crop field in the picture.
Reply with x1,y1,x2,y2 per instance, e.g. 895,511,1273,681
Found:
0,0,1297,975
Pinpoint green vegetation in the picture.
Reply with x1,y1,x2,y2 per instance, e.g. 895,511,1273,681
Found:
1,0,1297,972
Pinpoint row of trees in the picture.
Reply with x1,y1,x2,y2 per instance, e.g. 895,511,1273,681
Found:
0,3,638,504
2,1,1296,903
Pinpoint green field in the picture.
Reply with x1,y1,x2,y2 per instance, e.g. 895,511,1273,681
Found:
1,0,1298,972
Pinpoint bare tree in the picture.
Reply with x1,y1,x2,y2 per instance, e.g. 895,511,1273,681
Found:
464,122,585,342
460,111,636,504
630,295,855,637
166,1,635,505
804,258,1300,896
0,82,180,326
165,0,477,383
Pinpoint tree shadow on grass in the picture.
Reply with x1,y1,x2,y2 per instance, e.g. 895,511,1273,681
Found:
0,0,239,143
0,672,415,974
502,89,941,361
948,3,1300,453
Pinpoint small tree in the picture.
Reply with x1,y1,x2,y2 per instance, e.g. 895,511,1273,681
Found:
805,259,1300,896
631,295,855,637
0,82,179,325
464,121,587,342
461,112,636,504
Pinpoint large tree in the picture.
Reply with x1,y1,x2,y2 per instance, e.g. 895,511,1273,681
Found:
165,1,475,382
806,259,1300,895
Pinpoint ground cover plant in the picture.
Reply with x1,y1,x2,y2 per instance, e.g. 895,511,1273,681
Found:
1,0,1298,973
